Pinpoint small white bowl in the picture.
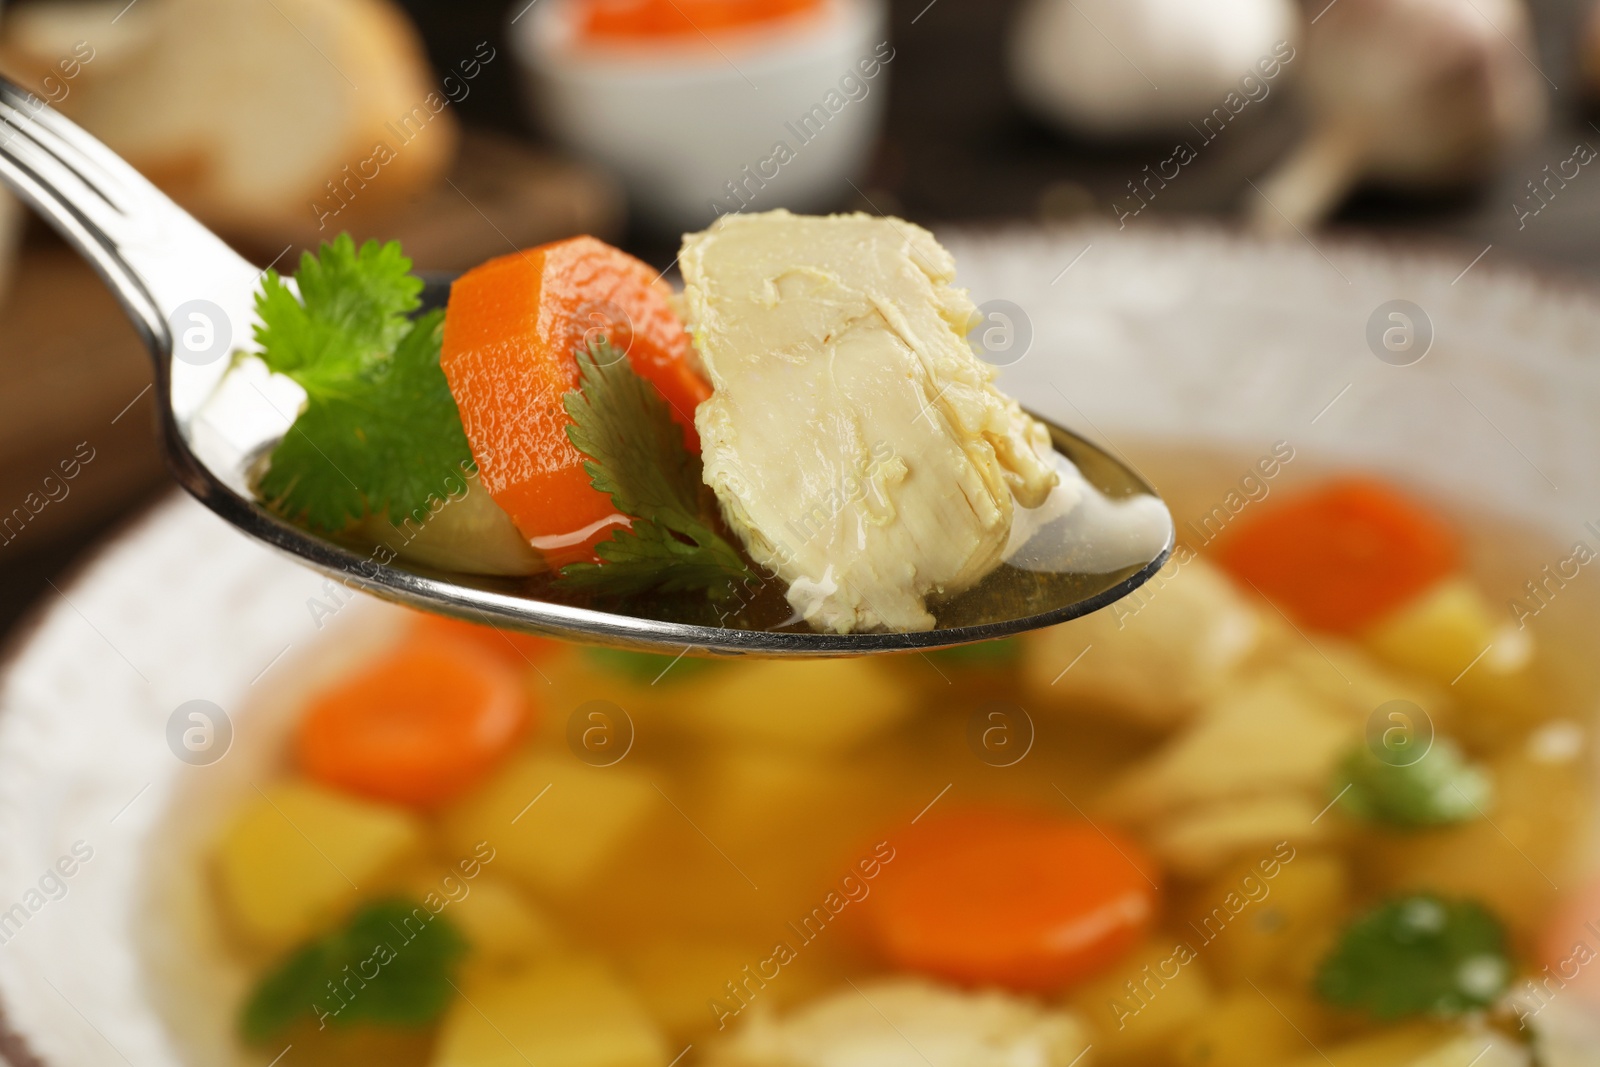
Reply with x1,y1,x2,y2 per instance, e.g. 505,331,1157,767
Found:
510,0,890,232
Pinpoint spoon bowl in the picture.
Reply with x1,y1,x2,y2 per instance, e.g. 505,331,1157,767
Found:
0,76,1173,654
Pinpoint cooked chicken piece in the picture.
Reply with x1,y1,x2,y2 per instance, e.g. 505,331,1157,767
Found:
1503,993,1600,1067
709,978,1091,1067
1023,553,1261,728
1099,669,1356,826
1095,625,1450,874
1268,633,1451,726
1147,794,1330,877
679,210,1059,633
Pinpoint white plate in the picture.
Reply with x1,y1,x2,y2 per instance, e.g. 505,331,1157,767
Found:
3,223,1600,1066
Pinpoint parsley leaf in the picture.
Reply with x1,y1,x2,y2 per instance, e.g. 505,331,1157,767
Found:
1334,738,1493,829
240,898,467,1043
251,235,475,533
558,338,755,599
1316,894,1511,1020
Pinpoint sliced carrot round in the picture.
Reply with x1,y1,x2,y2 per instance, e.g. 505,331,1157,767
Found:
440,236,710,565
867,809,1157,992
409,611,563,668
1213,476,1461,633
296,636,533,808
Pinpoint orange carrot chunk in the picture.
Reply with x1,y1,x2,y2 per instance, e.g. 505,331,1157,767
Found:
409,611,563,667
867,809,1157,992
1213,476,1460,633
297,636,533,809
440,236,710,565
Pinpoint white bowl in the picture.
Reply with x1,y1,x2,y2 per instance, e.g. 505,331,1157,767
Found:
5,224,1600,1064
510,0,890,232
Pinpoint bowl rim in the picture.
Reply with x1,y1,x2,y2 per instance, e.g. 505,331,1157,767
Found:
0,490,181,1067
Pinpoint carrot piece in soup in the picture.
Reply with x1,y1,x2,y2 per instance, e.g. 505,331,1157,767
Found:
1213,477,1461,633
867,809,1157,992
439,236,709,564
297,636,533,808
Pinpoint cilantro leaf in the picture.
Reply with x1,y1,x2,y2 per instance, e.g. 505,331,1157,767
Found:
1334,738,1493,829
558,338,755,600
250,235,475,533
240,898,467,1044
1316,894,1511,1020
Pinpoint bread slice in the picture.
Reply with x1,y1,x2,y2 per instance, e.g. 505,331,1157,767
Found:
5,0,457,242
0,0,154,83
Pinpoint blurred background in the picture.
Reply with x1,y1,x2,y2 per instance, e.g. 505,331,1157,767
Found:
0,0,1593,639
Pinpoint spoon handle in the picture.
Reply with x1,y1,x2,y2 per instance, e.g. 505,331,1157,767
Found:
0,76,261,386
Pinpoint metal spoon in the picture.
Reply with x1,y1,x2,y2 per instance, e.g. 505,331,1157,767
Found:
0,77,1172,655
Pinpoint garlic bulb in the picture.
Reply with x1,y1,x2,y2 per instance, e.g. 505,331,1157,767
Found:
1008,0,1300,138
1252,0,1546,232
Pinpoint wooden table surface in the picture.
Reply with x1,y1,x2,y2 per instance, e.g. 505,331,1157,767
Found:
4,0,1598,641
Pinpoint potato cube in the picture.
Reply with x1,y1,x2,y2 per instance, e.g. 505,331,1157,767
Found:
404,868,554,967
440,752,656,897
621,937,851,1043
1197,851,1348,984
660,658,916,753
1068,941,1212,1064
1171,989,1308,1067
434,957,668,1067
213,781,422,948
1362,578,1530,689
621,939,766,1042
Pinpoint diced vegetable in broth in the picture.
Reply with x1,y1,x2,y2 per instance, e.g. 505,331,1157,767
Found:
1362,576,1529,687
439,752,656,897
655,657,919,753
1066,940,1215,1062
296,635,533,808
213,781,423,948
433,957,668,1067
206,470,1599,1067
1169,988,1316,1067
1191,850,1349,986
401,870,556,968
